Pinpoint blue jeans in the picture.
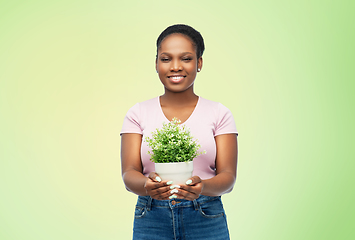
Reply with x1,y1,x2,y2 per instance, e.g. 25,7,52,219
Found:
133,195,230,240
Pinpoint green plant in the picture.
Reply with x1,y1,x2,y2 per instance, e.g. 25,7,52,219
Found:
145,117,206,163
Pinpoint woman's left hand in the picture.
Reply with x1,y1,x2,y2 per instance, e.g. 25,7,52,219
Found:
171,176,204,201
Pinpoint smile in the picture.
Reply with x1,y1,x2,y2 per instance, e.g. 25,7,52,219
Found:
168,75,186,83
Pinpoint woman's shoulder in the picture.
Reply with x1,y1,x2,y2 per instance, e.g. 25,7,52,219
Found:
127,96,159,111
198,97,238,135
198,97,232,113
137,96,159,106
121,97,160,134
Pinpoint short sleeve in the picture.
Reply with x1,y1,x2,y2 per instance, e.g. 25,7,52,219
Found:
214,103,238,136
120,103,143,135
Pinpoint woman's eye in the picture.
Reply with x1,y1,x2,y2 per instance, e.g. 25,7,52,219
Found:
182,58,192,61
161,58,169,62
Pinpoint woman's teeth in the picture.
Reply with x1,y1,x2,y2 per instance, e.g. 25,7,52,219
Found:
170,76,184,80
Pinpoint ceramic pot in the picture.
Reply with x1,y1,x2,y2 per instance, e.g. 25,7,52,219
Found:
155,161,193,185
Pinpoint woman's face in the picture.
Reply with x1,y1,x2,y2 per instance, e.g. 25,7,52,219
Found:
156,34,202,94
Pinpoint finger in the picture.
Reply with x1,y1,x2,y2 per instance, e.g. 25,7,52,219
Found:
185,176,202,186
145,178,173,191
169,184,181,190
148,172,162,183
179,182,203,196
148,172,175,187
151,186,175,200
150,188,170,200
152,187,181,201
173,188,199,201
145,179,175,200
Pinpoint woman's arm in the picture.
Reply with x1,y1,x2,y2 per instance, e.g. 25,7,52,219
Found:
174,134,238,200
202,133,238,195
121,133,172,199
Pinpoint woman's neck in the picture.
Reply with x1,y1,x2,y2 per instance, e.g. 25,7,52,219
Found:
160,88,198,108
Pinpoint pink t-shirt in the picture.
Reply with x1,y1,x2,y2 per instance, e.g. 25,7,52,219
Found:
120,96,238,180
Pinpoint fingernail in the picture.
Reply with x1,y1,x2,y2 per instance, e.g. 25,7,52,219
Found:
155,176,161,182
166,181,173,185
170,185,181,189
169,195,177,199
170,189,178,194
185,179,192,185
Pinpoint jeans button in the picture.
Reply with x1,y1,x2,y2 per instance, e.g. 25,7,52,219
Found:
171,200,176,205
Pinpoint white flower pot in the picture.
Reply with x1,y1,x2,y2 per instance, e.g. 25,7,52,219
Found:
155,161,193,185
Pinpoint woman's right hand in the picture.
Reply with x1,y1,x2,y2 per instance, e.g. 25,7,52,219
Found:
144,172,173,200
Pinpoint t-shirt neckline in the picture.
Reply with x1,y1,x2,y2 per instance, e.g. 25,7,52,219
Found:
157,96,201,125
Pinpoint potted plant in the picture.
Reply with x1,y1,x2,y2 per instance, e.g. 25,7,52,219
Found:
145,118,205,184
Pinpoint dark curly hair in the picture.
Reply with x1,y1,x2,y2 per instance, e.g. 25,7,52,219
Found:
156,24,205,59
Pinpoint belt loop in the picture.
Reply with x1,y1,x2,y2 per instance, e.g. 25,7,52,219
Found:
193,199,199,211
147,196,152,211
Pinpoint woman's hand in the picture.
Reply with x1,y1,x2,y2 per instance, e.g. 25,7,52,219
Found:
144,172,173,200
171,176,204,201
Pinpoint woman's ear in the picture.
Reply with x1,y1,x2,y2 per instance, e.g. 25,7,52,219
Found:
155,57,158,73
197,57,203,72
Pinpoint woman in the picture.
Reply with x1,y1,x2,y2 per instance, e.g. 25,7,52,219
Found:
121,24,238,240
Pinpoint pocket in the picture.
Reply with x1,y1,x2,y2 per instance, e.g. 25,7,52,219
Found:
198,197,225,218
134,202,147,219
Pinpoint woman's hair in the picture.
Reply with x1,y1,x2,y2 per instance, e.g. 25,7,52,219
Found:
156,24,205,59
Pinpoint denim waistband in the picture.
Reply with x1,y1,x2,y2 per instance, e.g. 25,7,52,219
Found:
137,195,221,211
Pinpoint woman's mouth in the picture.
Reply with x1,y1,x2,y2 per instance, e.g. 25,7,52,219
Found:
168,75,185,83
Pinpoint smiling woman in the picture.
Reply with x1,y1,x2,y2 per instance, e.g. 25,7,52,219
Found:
156,33,202,95
120,24,238,240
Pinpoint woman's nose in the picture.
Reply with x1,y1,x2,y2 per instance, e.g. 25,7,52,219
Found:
170,60,182,71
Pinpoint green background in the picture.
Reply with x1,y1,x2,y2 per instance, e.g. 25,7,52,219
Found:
0,0,353,239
